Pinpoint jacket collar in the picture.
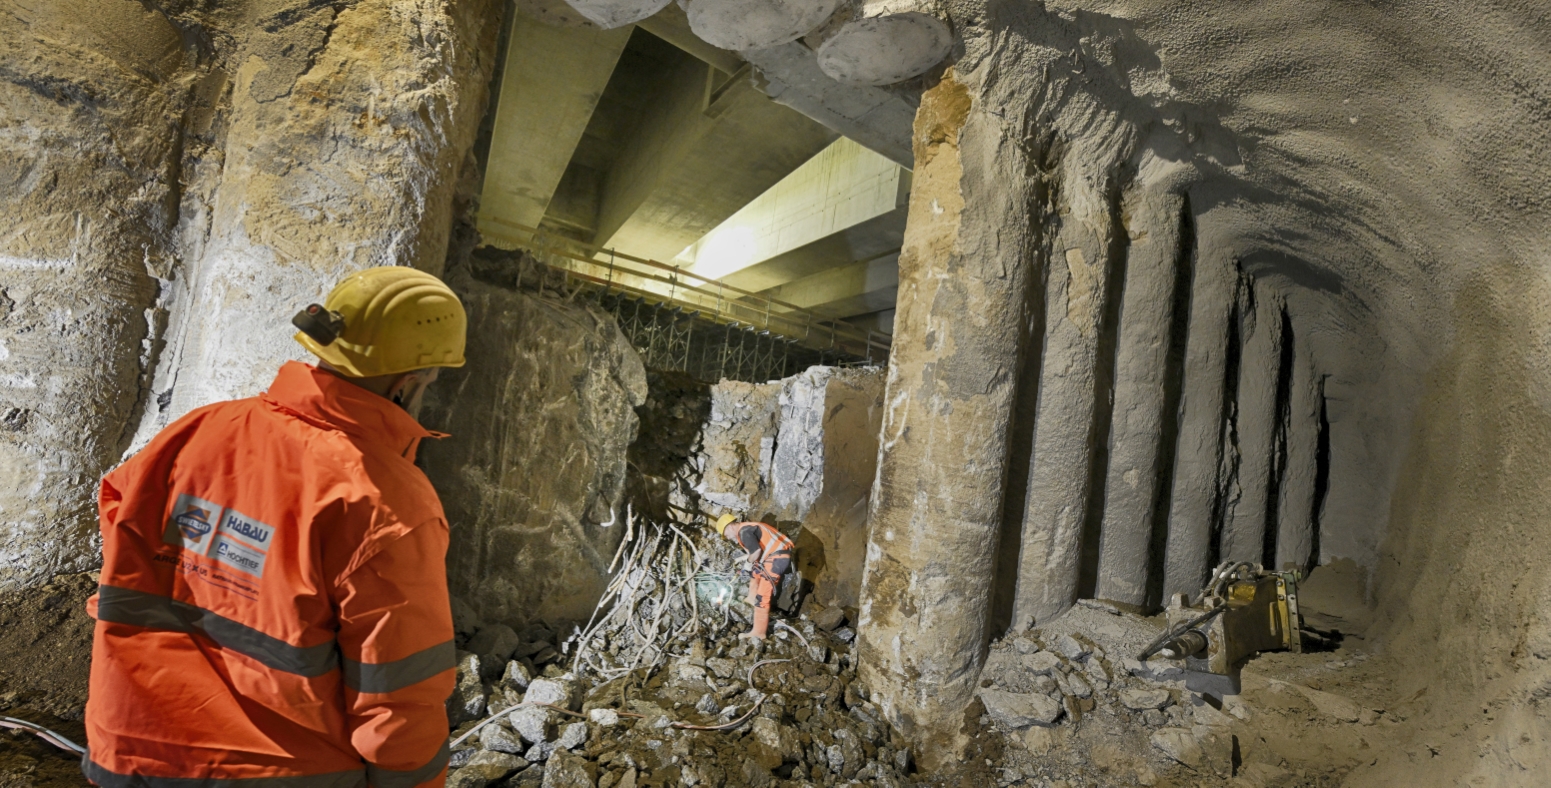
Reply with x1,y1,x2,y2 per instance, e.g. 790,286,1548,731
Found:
262,361,439,460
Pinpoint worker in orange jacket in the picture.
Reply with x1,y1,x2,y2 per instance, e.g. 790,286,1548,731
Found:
84,267,467,788
715,514,794,640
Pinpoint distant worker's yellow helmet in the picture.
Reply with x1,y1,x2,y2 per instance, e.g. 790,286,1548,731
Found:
713,513,738,536
292,266,467,378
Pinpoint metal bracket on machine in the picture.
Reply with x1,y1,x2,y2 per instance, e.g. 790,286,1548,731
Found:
1139,562,1303,704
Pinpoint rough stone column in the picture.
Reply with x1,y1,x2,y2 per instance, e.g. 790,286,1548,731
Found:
855,70,1036,764
0,0,190,588
155,0,501,423
1221,281,1287,564
1161,245,1240,599
1011,163,1126,626
1093,188,1188,606
1275,332,1321,573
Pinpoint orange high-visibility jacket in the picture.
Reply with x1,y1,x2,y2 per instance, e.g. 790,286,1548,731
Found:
85,361,456,788
732,522,794,582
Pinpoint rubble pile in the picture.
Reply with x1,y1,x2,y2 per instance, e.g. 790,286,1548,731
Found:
444,602,914,788
443,483,917,788
973,601,1369,788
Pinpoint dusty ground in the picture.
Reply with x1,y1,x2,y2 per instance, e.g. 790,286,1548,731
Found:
0,565,1500,788
0,573,95,788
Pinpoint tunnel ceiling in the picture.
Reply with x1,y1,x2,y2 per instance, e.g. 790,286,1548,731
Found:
477,4,913,333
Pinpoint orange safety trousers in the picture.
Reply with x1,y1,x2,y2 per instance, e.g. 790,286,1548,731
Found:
731,522,793,639
84,362,456,788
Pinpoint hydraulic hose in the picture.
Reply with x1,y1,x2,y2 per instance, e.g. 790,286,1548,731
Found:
0,715,87,755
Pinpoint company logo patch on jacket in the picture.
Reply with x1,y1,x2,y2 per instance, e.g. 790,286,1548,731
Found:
163,495,275,579
210,509,273,578
164,494,221,553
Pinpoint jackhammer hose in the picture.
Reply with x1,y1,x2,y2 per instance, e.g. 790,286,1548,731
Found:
0,715,87,755
1137,603,1226,661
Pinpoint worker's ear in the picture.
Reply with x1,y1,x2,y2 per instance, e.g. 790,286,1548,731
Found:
386,372,419,406
386,368,440,416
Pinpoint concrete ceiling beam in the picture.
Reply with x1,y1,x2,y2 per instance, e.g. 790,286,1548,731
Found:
718,208,905,293
478,15,632,240
677,136,907,287
514,0,601,27
759,251,900,317
636,4,744,75
593,49,838,262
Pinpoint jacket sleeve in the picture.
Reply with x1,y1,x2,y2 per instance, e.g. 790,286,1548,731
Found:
90,407,214,618
334,519,456,788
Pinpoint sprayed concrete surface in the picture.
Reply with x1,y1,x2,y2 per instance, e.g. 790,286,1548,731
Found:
852,0,1551,772
0,0,501,591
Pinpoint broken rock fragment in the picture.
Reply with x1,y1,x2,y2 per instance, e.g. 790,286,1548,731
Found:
509,705,550,745
1055,634,1092,661
524,677,578,710
1023,650,1063,675
540,749,593,788
705,657,737,679
1119,688,1172,711
451,596,482,638
468,625,522,672
979,689,1064,729
447,653,487,725
556,722,587,750
1150,727,1204,767
450,751,528,788
812,606,847,631
480,723,526,754
1297,685,1363,722
502,660,534,691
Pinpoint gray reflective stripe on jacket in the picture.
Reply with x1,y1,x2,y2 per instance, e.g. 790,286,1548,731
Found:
365,742,450,788
343,641,456,694
84,757,367,788
95,586,339,678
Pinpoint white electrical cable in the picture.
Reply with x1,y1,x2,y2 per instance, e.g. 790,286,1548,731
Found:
0,715,87,755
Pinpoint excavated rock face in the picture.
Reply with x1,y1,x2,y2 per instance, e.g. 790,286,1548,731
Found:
419,263,648,628
0,0,190,588
692,367,885,610
854,0,1551,777
0,0,501,591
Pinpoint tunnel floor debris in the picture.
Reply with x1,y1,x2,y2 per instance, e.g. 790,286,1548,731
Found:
0,561,1487,788
443,560,1408,788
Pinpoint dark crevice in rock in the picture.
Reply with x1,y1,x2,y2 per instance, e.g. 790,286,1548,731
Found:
989,139,1057,636
1311,374,1332,567
1263,304,1297,566
1075,177,1132,600
1145,194,1197,610
1210,272,1247,574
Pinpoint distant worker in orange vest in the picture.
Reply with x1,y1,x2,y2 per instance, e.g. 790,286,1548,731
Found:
714,513,795,640
85,267,467,788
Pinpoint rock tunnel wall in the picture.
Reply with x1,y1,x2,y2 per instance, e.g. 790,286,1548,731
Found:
416,257,648,629
0,0,501,590
692,367,886,613
855,0,1551,771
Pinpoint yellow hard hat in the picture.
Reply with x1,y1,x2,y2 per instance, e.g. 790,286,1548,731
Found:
713,513,737,535
293,267,467,378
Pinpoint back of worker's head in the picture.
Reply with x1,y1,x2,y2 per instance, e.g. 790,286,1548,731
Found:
293,267,467,378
